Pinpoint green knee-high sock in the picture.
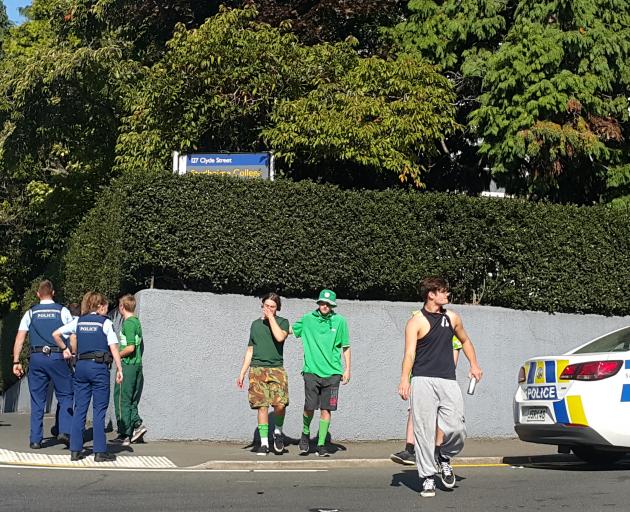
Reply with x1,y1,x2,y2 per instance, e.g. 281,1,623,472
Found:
303,414,313,435
258,424,269,446
317,419,330,446
274,413,285,432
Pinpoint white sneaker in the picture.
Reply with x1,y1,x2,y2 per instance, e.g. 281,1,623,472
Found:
131,424,148,443
421,477,436,498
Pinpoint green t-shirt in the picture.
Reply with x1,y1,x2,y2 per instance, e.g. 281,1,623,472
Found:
292,310,350,378
120,316,143,365
249,315,290,367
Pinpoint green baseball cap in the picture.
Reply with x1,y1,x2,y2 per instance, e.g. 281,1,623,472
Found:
317,289,337,307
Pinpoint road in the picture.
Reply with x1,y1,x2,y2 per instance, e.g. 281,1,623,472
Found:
2,459,630,511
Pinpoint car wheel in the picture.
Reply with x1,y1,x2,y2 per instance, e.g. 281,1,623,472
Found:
572,447,627,465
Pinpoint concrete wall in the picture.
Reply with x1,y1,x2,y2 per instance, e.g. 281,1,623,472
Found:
134,289,630,441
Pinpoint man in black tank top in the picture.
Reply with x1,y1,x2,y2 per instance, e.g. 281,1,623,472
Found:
398,277,483,498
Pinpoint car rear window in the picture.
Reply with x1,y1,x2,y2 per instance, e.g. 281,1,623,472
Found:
573,326,630,354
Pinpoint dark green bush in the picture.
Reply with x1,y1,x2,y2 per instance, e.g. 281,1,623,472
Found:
63,172,630,315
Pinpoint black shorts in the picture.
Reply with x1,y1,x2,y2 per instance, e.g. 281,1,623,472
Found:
303,373,341,411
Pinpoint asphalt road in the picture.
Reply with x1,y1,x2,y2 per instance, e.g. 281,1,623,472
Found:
2,460,630,512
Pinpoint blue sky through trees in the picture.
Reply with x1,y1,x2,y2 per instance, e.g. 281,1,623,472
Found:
3,0,27,24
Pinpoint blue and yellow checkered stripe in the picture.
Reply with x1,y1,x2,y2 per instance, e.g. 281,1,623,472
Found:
525,359,569,385
552,396,588,425
525,359,587,426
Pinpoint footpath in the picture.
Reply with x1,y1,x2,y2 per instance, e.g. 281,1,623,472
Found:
0,413,565,470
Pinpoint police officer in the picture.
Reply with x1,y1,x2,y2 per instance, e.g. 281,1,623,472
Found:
53,291,123,462
13,280,74,449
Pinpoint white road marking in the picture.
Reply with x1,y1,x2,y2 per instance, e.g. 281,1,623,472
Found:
0,464,327,473
0,448,176,469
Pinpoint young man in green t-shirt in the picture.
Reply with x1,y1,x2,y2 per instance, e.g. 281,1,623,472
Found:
292,289,351,457
237,293,290,455
113,294,147,446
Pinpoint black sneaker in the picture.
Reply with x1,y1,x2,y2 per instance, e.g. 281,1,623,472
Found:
421,477,436,498
390,449,416,466
70,451,84,461
256,444,269,456
437,456,456,488
273,432,285,453
57,433,70,447
94,452,116,462
299,433,310,454
317,445,329,457
29,442,42,450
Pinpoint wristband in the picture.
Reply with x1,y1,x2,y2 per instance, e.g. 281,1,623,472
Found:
13,361,20,365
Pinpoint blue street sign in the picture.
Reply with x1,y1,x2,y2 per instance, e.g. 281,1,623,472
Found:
173,152,273,180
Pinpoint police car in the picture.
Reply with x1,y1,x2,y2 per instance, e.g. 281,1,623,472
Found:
514,325,630,464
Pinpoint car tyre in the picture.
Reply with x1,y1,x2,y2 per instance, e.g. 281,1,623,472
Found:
572,447,626,465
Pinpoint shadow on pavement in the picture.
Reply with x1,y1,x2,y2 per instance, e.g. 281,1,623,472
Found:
242,429,346,455
107,444,134,455
504,454,630,471
389,471,467,493
390,470,421,493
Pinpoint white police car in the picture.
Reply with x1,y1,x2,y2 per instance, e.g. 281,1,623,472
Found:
514,325,630,464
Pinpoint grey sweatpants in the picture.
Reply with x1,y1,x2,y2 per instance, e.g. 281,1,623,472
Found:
410,376,466,477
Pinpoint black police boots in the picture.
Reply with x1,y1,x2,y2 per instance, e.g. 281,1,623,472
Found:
57,433,70,447
29,442,42,449
94,452,116,462
70,451,84,461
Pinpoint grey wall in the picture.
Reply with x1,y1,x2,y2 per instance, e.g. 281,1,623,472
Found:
135,289,630,441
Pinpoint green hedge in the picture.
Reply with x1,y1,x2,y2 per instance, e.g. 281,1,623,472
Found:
63,172,630,315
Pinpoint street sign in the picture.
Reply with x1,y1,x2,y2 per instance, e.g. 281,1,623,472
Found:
172,152,273,180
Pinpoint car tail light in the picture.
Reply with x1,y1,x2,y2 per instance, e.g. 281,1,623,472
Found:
518,367,526,383
559,360,622,381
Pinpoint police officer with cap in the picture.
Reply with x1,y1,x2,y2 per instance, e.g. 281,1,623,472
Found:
53,291,123,462
13,279,74,449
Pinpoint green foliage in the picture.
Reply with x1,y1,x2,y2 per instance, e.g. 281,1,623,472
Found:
116,7,452,187
231,0,407,55
470,3,630,203
0,40,139,309
64,173,630,316
391,0,512,193
393,0,630,204
0,311,20,393
0,4,453,312
264,54,457,186
52,0,222,63
0,0,145,311
0,2,10,38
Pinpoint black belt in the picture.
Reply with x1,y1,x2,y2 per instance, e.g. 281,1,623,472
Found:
78,352,113,364
31,346,63,354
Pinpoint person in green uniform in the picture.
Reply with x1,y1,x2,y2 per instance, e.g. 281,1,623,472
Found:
292,289,351,457
113,294,147,446
237,293,290,455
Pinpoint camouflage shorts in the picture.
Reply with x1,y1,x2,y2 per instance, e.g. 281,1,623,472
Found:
248,367,289,409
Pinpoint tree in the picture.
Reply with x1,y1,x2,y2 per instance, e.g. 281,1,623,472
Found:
236,0,407,55
263,54,456,186
391,0,512,194
394,0,630,204
0,0,140,310
0,1,9,33
116,7,455,188
52,0,223,63
470,1,630,204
